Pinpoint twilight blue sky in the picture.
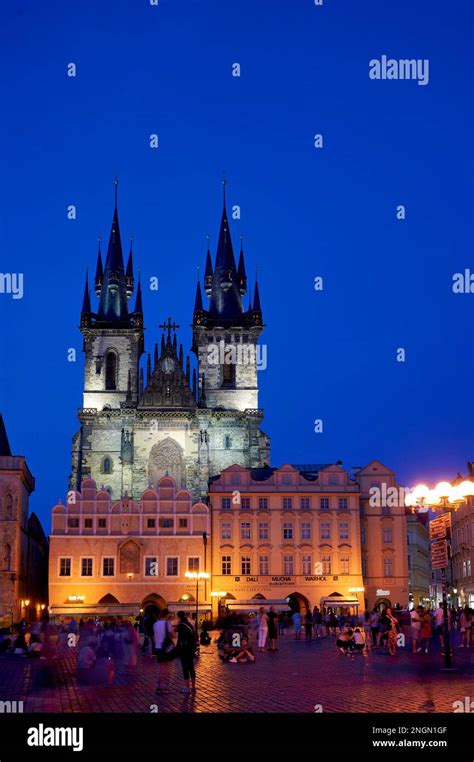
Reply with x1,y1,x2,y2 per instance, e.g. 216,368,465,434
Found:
0,0,473,531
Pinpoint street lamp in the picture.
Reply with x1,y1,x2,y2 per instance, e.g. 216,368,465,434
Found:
184,571,210,635
405,479,474,669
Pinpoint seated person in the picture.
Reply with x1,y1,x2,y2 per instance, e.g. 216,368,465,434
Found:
229,635,255,663
27,634,43,658
200,629,211,647
336,628,354,653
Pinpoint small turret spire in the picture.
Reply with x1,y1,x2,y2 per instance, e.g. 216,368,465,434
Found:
94,239,103,297
252,271,262,319
237,234,247,295
194,279,204,311
126,238,134,298
204,235,213,296
134,272,143,314
81,269,91,314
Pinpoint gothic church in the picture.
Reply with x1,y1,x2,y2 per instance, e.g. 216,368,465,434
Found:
70,184,270,502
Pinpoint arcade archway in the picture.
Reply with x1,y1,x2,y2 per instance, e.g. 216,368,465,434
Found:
141,593,167,618
287,592,310,615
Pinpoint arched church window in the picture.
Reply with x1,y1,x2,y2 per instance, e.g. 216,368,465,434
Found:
225,435,232,450
105,352,117,391
221,360,235,388
3,543,11,570
4,494,13,520
102,457,113,475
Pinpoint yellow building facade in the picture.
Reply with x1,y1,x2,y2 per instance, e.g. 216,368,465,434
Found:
208,463,366,616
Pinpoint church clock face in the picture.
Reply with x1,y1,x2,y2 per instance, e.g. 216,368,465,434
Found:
162,357,175,374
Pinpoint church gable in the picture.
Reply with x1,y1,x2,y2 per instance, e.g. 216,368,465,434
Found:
139,320,197,410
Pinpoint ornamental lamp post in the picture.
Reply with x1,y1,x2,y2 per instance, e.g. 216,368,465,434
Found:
184,571,210,636
405,478,474,669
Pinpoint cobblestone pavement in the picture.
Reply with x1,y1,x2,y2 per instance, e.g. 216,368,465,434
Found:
1,633,473,714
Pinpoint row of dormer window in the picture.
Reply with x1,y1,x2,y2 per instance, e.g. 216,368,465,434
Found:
219,497,351,511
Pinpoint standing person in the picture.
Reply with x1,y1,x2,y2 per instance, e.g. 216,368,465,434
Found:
304,610,313,641
313,606,323,638
267,607,278,651
369,609,380,647
154,609,174,694
420,609,432,653
257,607,269,652
378,610,389,649
410,606,422,653
459,606,471,648
292,609,302,640
176,611,196,694
434,603,450,653
362,611,372,652
324,610,331,636
278,612,285,636
385,608,399,656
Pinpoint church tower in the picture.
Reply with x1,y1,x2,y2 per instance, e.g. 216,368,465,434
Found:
192,181,264,411
80,181,144,411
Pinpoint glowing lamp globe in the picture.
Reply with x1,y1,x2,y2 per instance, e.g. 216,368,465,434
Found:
434,481,453,500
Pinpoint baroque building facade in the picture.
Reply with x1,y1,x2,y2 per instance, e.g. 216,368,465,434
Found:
70,183,269,503
0,414,48,627
208,460,409,615
49,476,211,619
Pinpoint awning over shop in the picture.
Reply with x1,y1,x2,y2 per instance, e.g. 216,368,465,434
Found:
50,604,139,617
167,604,212,613
320,597,360,607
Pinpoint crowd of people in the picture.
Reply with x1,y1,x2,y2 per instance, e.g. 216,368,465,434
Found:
1,601,471,691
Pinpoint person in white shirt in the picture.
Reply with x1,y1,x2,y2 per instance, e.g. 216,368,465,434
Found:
153,609,174,694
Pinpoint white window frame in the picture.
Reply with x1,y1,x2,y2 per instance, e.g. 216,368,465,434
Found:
144,555,159,578
165,555,179,577
58,556,72,577
186,555,201,573
80,556,94,578
101,555,116,578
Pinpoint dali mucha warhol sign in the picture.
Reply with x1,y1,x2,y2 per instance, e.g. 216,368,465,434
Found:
233,575,339,584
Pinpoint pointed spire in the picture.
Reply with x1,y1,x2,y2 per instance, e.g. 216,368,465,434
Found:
253,278,261,312
192,368,197,398
173,333,177,352
81,270,91,314
179,343,184,368
97,179,129,322
186,356,190,385
134,273,143,314
154,342,159,369
146,353,151,383
204,235,213,296
194,280,204,311
207,179,243,320
126,239,134,298
0,414,12,456
161,334,166,354
94,239,103,297
237,235,247,295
